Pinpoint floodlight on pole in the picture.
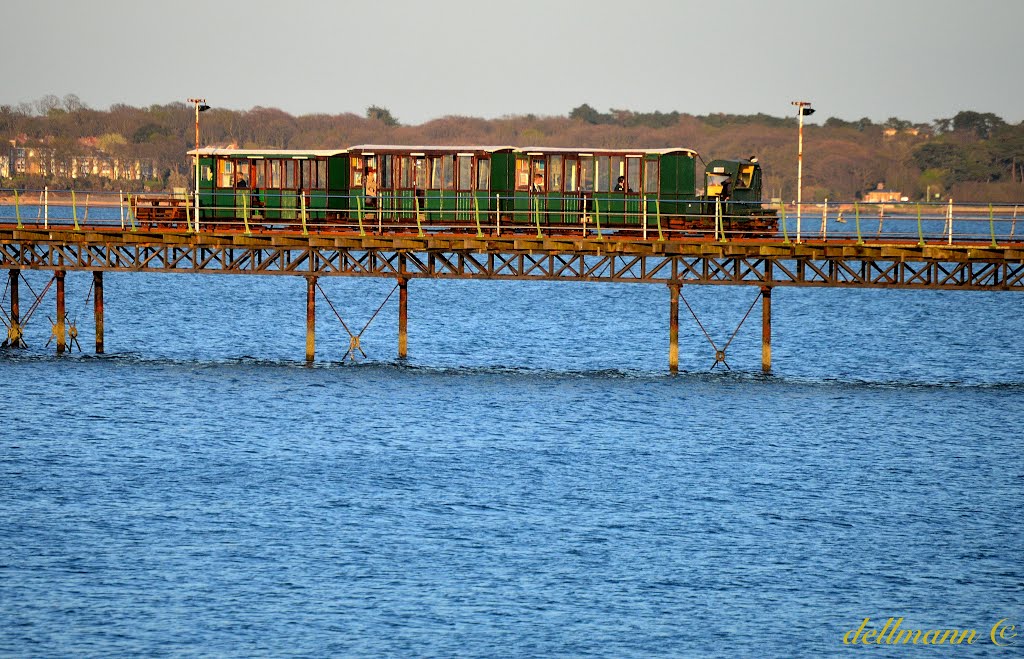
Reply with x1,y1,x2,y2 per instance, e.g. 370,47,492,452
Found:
188,98,210,232
791,100,814,243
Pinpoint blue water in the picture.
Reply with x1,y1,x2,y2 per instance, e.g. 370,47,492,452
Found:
1,270,1022,657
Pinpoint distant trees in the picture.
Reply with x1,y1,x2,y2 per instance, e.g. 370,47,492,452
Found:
1,96,1021,201
366,105,399,127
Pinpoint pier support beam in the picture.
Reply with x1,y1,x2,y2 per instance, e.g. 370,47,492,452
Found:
305,276,317,363
668,282,680,373
398,277,408,360
761,286,772,373
93,271,104,354
55,271,66,355
6,269,24,348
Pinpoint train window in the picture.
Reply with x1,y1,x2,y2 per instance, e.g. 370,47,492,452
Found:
476,157,490,190
217,159,234,188
399,157,411,188
644,159,659,194
254,161,266,188
610,156,624,191
381,155,393,189
271,160,282,188
565,158,578,192
414,158,426,189
300,160,311,189
737,165,755,189
428,157,440,190
596,156,610,192
457,155,472,191
443,155,455,190
284,160,296,189
515,158,530,191
626,157,641,193
530,159,546,192
351,157,364,187
549,155,563,192
581,158,594,192
316,160,327,189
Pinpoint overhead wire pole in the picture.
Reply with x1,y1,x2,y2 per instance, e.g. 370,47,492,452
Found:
791,100,814,244
188,98,210,233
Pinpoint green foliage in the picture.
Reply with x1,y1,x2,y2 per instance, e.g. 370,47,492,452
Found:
366,105,399,126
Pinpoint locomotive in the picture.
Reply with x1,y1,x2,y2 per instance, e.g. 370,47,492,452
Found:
140,145,776,237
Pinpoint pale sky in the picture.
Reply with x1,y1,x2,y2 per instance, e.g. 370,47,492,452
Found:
6,0,1022,126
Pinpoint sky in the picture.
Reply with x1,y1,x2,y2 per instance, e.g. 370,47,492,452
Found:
5,0,1023,127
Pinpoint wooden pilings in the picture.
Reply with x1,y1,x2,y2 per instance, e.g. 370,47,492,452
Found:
398,277,408,360
305,276,316,363
7,269,22,348
55,271,66,355
668,282,680,373
93,271,104,354
761,286,772,373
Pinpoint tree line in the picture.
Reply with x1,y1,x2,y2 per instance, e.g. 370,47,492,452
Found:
2,95,1022,202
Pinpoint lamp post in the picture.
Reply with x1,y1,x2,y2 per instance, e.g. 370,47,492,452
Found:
188,97,210,232
791,100,814,243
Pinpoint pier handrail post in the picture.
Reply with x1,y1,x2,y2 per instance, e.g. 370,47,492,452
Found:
656,198,664,242
989,203,999,247
854,202,864,246
917,203,925,247
474,193,483,238
71,190,79,230
945,198,954,245
14,188,22,229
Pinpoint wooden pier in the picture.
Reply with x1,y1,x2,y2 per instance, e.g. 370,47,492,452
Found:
3,225,1024,370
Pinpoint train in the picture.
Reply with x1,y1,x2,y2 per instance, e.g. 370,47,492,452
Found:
133,144,776,238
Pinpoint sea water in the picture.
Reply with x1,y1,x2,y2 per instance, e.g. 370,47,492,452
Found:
1,269,1021,657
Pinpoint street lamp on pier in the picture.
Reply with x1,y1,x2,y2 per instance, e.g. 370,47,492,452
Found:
791,100,814,243
188,97,210,231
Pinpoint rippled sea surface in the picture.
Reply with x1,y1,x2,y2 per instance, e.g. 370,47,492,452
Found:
1,271,1022,657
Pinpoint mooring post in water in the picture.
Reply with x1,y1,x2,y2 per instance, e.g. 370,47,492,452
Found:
55,271,66,355
398,276,409,360
761,286,772,373
93,271,104,354
305,275,317,363
669,282,681,373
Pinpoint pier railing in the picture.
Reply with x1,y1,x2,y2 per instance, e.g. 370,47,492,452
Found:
0,188,1021,246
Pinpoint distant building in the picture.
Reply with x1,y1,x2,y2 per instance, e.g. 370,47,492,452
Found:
1,139,154,182
864,181,902,203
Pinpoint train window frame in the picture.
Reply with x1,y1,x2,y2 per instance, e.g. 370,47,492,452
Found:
217,159,234,188
580,157,594,192
596,156,610,192
233,159,251,187
626,155,641,194
351,157,364,187
476,157,491,191
565,158,578,192
414,157,427,189
737,164,755,189
644,158,659,194
530,158,546,192
549,155,563,192
515,158,530,191
271,160,282,188
456,154,472,191
255,160,266,188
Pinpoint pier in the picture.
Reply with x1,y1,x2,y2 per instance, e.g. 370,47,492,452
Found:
2,195,1023,370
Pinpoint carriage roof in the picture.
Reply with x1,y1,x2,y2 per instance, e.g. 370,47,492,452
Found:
347,145,516,154
189,148,349,157
516,146,699,157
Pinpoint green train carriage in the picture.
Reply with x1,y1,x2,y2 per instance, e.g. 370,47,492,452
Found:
192,148,349,226
188,145,775,237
